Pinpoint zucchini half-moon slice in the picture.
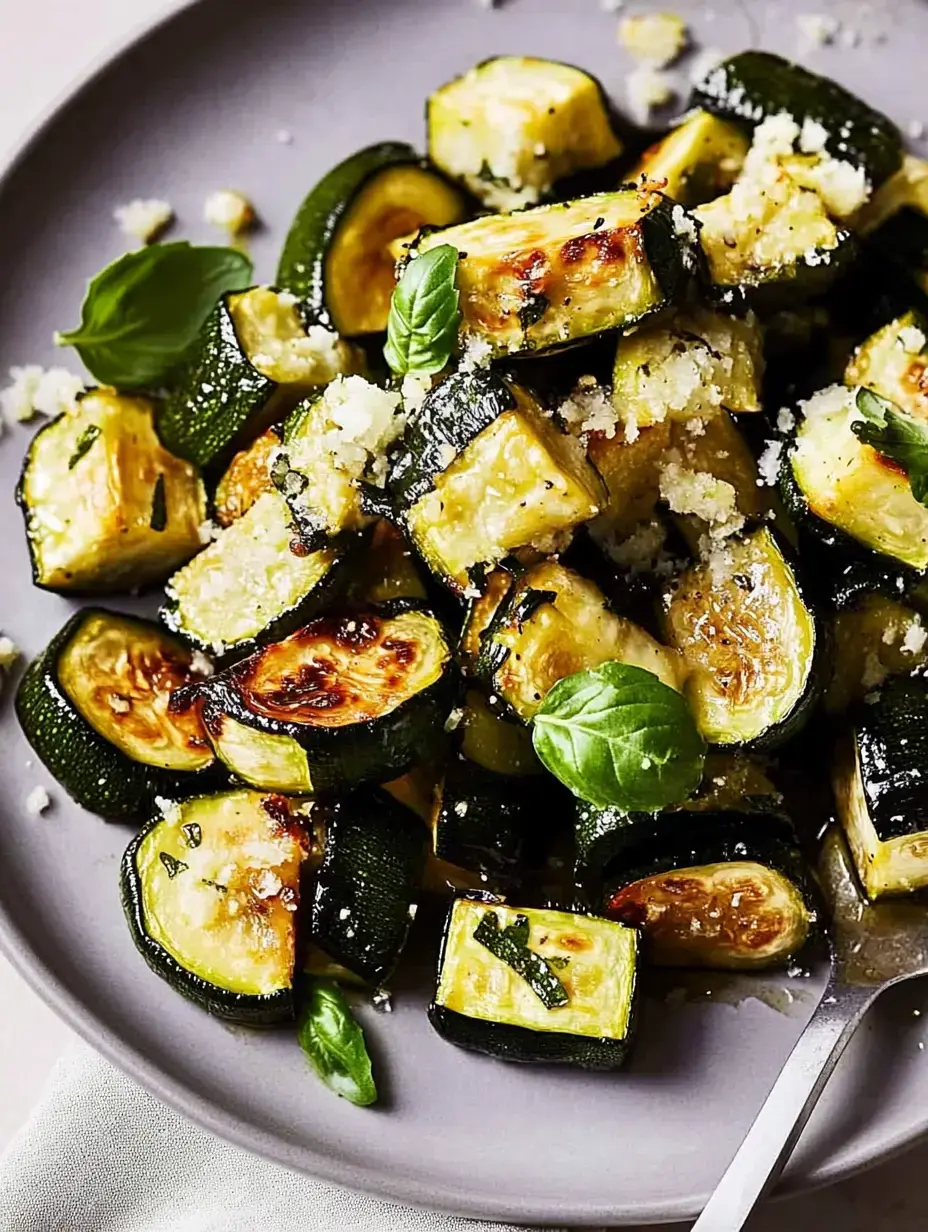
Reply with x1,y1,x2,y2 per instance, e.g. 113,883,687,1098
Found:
121,790,313,1024
429,897,639,1069
845,312,928,422
276,142,469,336
589,809,815,970
16,610,216,823
629,110,749,208
825,592,928,714
197,601,456,794
833,676,928,899
158,287,362,470
661,527,820,749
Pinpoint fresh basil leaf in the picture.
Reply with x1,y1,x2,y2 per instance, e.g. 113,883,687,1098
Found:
57,241,253,389
67,424,100,470
159,852,188,879
384,244,460,376
532,661,706,812
298,978,377,1107
852,386,928,505
473,911,569,1009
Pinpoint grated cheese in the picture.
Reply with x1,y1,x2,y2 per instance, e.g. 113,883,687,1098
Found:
619,13,688,68
659,462,744,538
113,198,174,244
25,786,50,816
558,377,618,439
902,622,928,656
203,189,255,235
0,365,84,424
189,649,215,678
796,13,841,48
756,439,784,486
625,66,676,124
688,46,723,87
401,373,432,415
899,325,927,355
458,335,494,373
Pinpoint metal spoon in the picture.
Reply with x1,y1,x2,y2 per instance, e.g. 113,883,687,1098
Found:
692,825,928,1232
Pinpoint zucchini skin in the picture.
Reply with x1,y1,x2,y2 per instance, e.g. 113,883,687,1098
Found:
310,790,427,985
120,806,293,1025
851,677,928,842
692,51,902,187
15,611,221,823
432,756,545,878
157,295,278,470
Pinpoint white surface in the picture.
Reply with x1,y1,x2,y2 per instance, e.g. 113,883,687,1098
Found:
1,1,928,1227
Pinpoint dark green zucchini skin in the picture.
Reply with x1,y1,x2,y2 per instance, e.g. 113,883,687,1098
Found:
851,675,928,842
433,756,546,878
120,811,292,1026
15,610,222,824
692,51,902,187
310,790,427,984
702,232,857,317
157,294,278,471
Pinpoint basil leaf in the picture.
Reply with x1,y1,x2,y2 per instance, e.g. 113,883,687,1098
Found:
852,386,928,505
57,242,253,389
532,661,706,812
384,244,460,376
67,424,100,470
159,852,188,879
298,978,377,1107
473,911,569,1009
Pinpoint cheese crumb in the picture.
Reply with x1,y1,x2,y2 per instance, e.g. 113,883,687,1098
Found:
458,335,494,373
204,189,255,235
688,47,723,87
796,13,840,48
0,366,84,424
401,374,432,415
908,120,926,142
189,649,214,678
25,786,50,816
0,635,18,676
113,198,174,244
659,462,744,538
626,66,676,123
558,377,618,439
197,519,220,545
594,518,670,575
902,622,928,656
619,13,688,68
756,439,784,486
777,407,796,433
899,325,927,355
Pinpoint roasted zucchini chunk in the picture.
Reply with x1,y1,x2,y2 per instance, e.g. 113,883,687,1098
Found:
783,384,928,570
478,559,682,723
347,519,427,605
18,389,205,593
833,677,928,898
597,810,815,970
121,790,311,1023
306,790,427,985
427,57,622,211
430,897,638,1069
610,306,763,430
213,428,279,527
158,287,362,469
858,155,928,235
691,51,902,188
430,756,543,879
276,142,469,336
629,110,749,207
197,603,456,794
458,569,516,673
661,528,820,748
458,689,541,777
413,187,696,359
845,312,928,421
16,610,216,823
826,593,928,713
392,371,604,595
162,492,355,661
869,207,928,300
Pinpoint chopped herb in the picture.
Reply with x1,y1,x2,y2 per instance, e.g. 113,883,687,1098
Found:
181,821,202,848
593,216,605,230
159,852,188,879
474,910,569,1009
518,291,550,332
547,955,571,971
853,386,928,505
476,159,512,188
200,878,227,892
270,451,309,499
67,424,100,469
150,474,167,532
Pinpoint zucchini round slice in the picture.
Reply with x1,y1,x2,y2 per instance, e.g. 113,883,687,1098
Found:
276,142,469,336
845,312,928,422
16,610,216,823
158,287,362,470
429,897,639,1070
121,790,312,1023
661,527,820,749
306,790,427,985
199,602,457,793
629,110,749,208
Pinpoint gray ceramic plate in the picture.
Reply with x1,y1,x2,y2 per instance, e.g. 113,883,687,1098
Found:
2,0,928,1223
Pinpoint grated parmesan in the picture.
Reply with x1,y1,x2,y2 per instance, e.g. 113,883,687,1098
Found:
558,376,618,439
899,325,927,355
659,462,744,538
401,373,432,415
619,13,688,68
113,198,174,244
203,189,255,235
25,786,50,816
902,622,928,656
756,439,784,486
0,365,84,424
625,66,676,124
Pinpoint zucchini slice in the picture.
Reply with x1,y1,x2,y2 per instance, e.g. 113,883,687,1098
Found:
276,142,469,336
307,790,427,985
162,491,355,661
783,384,928,570
629,110,749,207
478,558,682,723
413,187,696,359
845,312,928,422
661,528,819,748
18,389,205,593
458,568,515,673
213,428,279,528
601,812,815,970
826,592,928,713
198,602,456,794
691,51,902,188
429,897,638,1069
427,57,622,211
610,306,764,430
121,790,311,1023
858,155,928,236
158,287,362,469
458,689,541,777
833,677,928,899
347,519,427,606
16,610,215,822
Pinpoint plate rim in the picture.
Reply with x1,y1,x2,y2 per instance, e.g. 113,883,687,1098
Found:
0,0,926,1221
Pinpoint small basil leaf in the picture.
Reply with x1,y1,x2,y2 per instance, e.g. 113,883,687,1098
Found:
298,978,377,1107
473,910,569,1010
531,661,706,812
852,386,928,506
67,424,100,470
384,244,460,376
57,241,253,388
159,852,188,879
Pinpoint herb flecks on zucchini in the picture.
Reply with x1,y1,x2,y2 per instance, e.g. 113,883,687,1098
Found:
121,790,310,1023
428,57,622,211
630,110,749,207
414,188,695,358
18,389,205,593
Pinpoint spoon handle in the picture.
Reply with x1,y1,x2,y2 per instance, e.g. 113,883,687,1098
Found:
692,978,879,1232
